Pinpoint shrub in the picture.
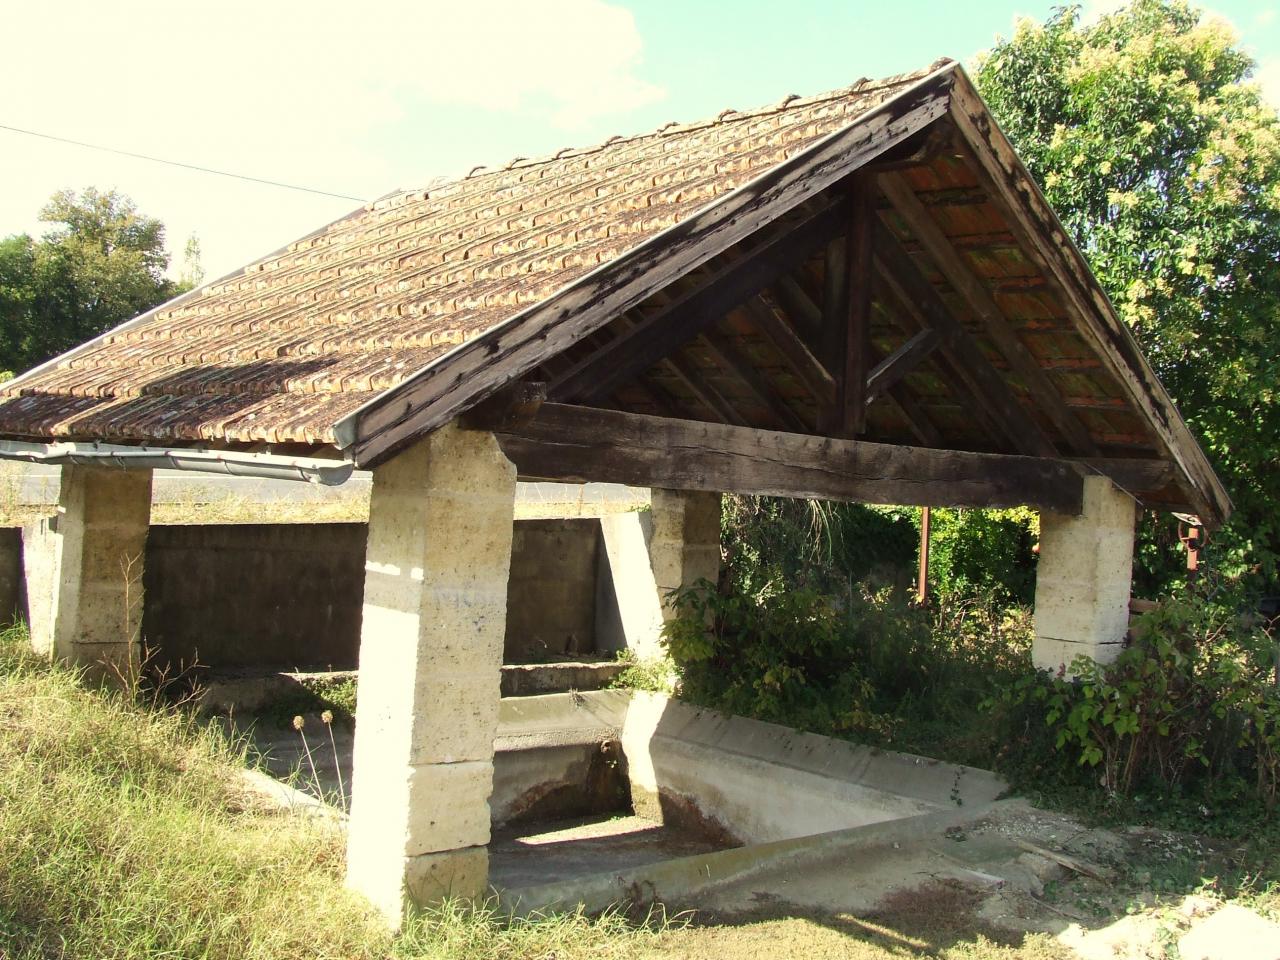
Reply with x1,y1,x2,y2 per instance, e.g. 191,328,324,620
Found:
926,507,1039,605
1001,598,1280,807
662,578,892,738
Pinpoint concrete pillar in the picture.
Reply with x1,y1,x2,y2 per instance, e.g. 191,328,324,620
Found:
594,490,721,659
1033,475,1137,675
650,488,722,620
345,423,516,927
25,466,152,680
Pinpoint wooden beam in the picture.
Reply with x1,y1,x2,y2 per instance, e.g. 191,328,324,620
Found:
459,381,546,431
744,296,836,405
697,329,810,433
616,315,748,426
877,171,1099,457
1076,457,1176,492
557,197,846,404
866,328,940,402
871,281,1006,445
493,402,1084,512
842,177,874,436
872,221,1060,459
884,386,942,447
774,275,824,348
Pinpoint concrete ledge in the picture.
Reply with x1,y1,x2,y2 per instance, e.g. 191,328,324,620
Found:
500,661,626,697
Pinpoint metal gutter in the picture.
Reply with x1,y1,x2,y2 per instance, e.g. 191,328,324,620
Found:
0,440,354,485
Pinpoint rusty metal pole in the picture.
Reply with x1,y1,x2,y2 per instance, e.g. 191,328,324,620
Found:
916,506,931,604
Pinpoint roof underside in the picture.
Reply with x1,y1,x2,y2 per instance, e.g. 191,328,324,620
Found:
0,60,1230,525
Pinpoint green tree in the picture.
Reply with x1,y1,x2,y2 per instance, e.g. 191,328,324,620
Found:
975,1,1280,592
0,189,188,375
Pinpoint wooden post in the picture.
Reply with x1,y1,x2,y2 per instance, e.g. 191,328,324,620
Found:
916,506,931,604
842,175,873,437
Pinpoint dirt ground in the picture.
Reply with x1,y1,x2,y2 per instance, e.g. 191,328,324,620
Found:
644,799,1277,960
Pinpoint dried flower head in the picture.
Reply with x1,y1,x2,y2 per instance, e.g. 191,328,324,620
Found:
292,715,304,731
321,709,334,725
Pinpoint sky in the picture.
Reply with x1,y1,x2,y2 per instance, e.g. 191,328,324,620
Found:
3,0,1279,281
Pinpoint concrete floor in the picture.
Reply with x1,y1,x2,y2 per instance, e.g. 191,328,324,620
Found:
490,813,733,892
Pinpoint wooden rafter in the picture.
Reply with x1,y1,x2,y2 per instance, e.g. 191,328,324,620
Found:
743,296,836,405
876,171,1099,457
872,220,1060,458
552,197,846,404
615,315,748,426
784,266,941,446
696,329,810,433
866,328,941,402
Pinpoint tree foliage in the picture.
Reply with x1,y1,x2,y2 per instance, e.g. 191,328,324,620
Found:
0,189,187,375
975,0,1280,590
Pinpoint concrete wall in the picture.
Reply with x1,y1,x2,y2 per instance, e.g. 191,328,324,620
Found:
134,519,602,671
620,692,1006,845
0,527,22,626
505,520,599,661
144,523,366,670
491,690,631,826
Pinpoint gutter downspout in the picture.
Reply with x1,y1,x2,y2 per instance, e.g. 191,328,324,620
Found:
0,440,354,486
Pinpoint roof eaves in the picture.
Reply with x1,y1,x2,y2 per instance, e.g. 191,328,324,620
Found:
946,66,1231,527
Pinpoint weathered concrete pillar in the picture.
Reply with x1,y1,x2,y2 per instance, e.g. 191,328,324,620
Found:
24,466,152,680
345,423,516,927
595,490,721,659
650,488,722,618
1033,475,1137,675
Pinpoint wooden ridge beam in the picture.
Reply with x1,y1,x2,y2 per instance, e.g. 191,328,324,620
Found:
877,171,1099,457
554,197,846,404
493,402,1084,512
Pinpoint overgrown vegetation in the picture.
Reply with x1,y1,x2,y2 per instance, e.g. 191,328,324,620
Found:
0,625,662,960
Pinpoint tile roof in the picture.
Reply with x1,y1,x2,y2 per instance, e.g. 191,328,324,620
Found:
0,61,952,446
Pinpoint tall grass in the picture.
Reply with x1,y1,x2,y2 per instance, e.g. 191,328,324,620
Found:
0,625,659,960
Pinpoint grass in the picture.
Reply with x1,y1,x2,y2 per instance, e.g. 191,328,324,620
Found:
0,624,662,960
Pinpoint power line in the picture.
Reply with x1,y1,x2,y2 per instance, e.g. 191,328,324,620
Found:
0,122,370,203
